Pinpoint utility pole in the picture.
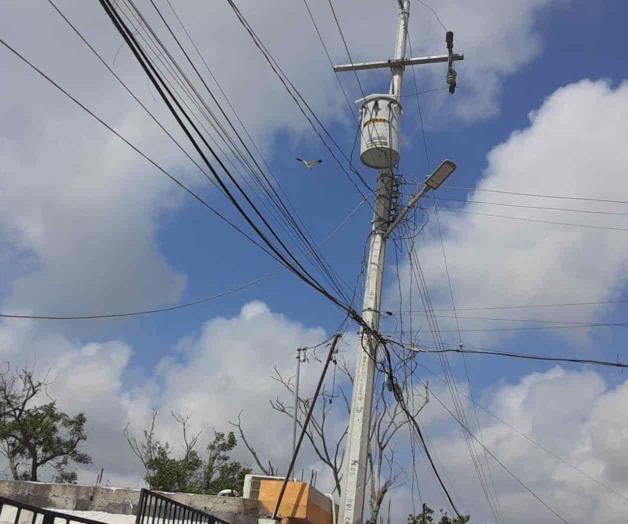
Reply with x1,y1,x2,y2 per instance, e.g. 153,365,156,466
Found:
292,347,307,459
333,2,463,522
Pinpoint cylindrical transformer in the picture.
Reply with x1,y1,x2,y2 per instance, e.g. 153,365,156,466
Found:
357,94,401,170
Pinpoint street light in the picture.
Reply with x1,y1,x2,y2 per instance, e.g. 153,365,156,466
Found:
425,159,457,189
384,159,457,238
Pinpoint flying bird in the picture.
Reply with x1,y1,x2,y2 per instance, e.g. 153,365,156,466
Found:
296,158,322,170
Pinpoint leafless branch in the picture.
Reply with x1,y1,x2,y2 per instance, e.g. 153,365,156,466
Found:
229,413,277,476
171,411,201,460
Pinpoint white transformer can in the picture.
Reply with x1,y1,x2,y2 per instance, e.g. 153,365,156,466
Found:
357,94,401,170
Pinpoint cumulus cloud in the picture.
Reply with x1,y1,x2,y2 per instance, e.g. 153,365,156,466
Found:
5,2,626,521
413,0,566,121
3,303,628,523
0,0,564,315
0,316,155,481
390,79,628,342
152,300,328,464
402,367,628,524
0,301,332,483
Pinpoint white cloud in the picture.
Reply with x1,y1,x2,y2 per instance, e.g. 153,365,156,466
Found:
0,301,333,484
3,304,628,523
152,300,329,465
0,0,565,316
0,316,155,481
407,367,628,524
418,0,566,121
391,79,628,342
5,2,627,521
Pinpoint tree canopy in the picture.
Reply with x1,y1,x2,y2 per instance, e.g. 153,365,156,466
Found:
408,504,471,524
0,369,91,482
127,411,250,495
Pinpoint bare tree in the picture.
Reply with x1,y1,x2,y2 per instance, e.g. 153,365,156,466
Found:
171,412,202,463
366,374,429,522
233,350,428,523
125,410,159,482
231,413,278,477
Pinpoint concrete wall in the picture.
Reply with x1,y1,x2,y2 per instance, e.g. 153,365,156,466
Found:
0,481,260,524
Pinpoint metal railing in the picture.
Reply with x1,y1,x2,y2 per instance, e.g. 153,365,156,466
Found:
0,494,107,524
135,490,229,524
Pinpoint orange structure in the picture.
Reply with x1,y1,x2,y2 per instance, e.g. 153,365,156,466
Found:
255,478,335,524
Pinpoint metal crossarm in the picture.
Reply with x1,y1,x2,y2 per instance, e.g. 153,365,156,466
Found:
332,53,464,73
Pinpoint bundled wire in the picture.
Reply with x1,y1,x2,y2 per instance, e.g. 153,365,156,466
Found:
396,219,503,524
395,342,628,370
426,384,571,524
378,342,464,519
225,0,373,198
113,0,351,304
97,0,364,324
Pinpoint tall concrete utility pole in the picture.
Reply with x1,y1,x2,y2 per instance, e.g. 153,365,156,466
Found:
333,2,464,522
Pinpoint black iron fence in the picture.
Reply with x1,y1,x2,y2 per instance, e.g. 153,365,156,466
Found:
0,495,107,524
135,490,229,524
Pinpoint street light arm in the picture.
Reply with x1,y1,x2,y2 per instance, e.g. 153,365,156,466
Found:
384,184,430,239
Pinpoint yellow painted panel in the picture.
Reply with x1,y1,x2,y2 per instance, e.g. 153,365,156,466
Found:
256,480,334,524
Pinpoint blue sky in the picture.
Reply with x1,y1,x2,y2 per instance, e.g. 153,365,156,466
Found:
1,0,628,522
113,0,628,377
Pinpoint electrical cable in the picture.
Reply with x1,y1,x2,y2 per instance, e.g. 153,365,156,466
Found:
301,0,371,190
407,34,431,175
100,0,354,315
425,386,571,524
437,206,628,232
143,0,350,304
98,0,398,351
326,0,366,97
0,35,277,263
162,0,348,278
434,195,628,217
414,360,628,505
163,0,294,211
401,87,450,98
444,186,628,206
114,0,307,273
57,0,366,314
391,311,614,326
413,0,448,31
0,278,264,321
379,342,464,519
46,0,217,191
435,205,505,523
301,0,357,124
407,297,628,312
394,342,628,369
0,195,365,321
225,0,373,198
385,319,628,333
400,217,501,522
